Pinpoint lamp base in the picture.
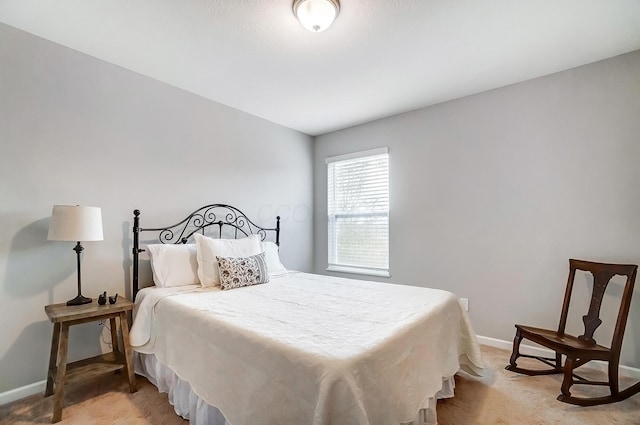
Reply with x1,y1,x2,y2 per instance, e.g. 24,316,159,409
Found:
66,294,92,306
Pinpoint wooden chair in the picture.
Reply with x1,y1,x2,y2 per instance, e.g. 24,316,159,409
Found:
506,259,639,406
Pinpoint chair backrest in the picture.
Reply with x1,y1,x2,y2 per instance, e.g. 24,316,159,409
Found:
558,259,637,350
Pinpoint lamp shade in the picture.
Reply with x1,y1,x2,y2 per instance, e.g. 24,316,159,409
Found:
47,205,104,242
293,0,340,32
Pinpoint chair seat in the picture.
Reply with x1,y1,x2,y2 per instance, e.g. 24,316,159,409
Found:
515,324,611,359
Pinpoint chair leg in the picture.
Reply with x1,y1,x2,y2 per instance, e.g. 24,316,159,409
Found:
559,357,575,399
505,330,562,375
508,329,523,369
609,359,620,397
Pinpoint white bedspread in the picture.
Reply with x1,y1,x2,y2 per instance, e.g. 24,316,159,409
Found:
131,271,484,425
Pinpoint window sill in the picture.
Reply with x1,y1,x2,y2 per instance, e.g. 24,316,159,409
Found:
326,265,390,278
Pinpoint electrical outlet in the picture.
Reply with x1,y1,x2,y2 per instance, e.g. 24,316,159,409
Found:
459,298,469,312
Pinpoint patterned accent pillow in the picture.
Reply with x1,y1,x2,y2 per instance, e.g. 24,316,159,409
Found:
216,252,270,290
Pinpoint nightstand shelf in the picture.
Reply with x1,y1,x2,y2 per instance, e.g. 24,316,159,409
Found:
47,351,126,385
44,298,137,423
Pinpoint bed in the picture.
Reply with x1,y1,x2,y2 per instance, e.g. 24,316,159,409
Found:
129,204,484,425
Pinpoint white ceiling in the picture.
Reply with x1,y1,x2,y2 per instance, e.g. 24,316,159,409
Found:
2,0,640,136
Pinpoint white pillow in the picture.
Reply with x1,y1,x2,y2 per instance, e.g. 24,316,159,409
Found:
194,233,262,287
146,244,200,288
261,241,287,274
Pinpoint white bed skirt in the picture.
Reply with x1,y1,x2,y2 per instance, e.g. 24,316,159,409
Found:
135,352,455,425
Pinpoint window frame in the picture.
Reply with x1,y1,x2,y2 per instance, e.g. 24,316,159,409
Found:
325,147,390,278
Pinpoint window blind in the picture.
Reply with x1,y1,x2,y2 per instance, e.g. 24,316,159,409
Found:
326,148,389,277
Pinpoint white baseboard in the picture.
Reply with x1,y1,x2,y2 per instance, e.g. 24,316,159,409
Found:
477,335,640,380
0,380,45,406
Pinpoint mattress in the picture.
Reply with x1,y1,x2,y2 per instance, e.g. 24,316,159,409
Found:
131,271,484,425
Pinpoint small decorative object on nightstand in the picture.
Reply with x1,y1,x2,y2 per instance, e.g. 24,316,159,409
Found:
44,297,137,423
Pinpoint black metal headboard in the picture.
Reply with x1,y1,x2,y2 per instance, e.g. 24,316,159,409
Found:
132,204,280,299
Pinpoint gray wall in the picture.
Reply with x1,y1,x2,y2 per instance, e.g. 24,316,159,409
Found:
314,51,640,369
0,23,313,393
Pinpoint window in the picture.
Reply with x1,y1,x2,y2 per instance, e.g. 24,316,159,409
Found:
326,147,389,277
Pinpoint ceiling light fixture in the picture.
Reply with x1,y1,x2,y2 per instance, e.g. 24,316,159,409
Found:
293,0,340,33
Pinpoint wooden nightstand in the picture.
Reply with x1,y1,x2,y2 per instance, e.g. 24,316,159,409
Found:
44,298,137,423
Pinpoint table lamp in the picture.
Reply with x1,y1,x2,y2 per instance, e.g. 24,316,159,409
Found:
47,205,103,306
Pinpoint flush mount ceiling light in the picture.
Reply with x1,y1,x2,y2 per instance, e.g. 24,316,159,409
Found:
293,0,340,32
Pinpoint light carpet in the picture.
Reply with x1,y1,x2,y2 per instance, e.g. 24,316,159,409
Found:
1,345,638,424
